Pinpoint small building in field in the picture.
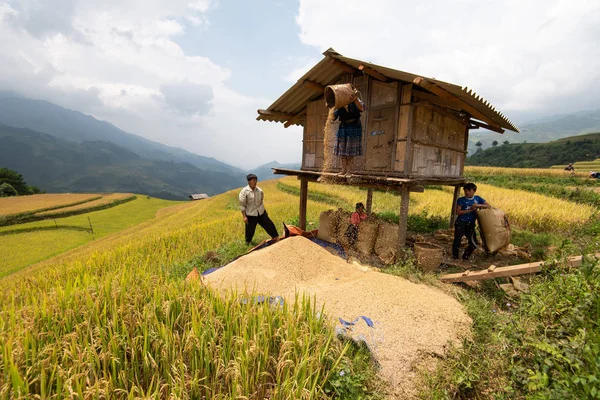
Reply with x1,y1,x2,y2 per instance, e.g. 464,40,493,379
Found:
257,48,519,249
189,194,209,201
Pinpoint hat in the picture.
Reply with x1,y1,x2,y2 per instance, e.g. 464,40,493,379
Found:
246,173,258,181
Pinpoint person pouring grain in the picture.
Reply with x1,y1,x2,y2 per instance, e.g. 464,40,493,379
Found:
333,92,365,177
239,174,278,245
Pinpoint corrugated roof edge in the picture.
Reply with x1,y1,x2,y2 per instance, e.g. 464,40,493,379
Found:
257,48,519,133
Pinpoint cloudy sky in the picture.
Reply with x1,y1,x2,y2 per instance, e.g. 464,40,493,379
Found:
1,0,599,169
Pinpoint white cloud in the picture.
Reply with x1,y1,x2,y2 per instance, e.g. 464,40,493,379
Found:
284,56,319,83
0,0,302,168
0,2,17,20
296,0,600,120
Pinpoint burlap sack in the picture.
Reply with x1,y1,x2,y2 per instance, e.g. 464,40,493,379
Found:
356,219,379,256
332,209,352,244
316,211,334,242
477,208,511,253
375,223,399,264
317,209,348,243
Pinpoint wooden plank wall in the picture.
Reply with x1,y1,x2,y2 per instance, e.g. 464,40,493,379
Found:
302,74,357,171
364,80,398,172
302,98,328,170
301,76,470,179
409,104,468,177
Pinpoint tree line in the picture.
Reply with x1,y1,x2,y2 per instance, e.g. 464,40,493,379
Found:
0,168,43,197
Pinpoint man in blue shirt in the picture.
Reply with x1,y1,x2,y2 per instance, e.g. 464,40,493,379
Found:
453,183,491,260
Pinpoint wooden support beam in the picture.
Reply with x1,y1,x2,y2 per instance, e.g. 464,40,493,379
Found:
395,84,413,172
358,64,389,82
284,108,306,128
469,119,505,134
366,188,373,215
410,139,468,154
302,80,325,92
412,77,503,130
329,57,358,74
450,185,461,226
397,185,410,251
412,90,464,114
257,109,295,120
440,255,594,283
402,84,415,174
273,168,466,187
299,178,308,230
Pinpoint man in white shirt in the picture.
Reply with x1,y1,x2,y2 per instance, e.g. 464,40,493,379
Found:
239,174,278,244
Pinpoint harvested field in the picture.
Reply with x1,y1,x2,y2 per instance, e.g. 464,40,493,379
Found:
36,193,134,216
0,193,100,216
205,236,471,398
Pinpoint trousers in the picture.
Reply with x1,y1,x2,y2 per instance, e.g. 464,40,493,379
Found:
245,211,278,244
453,220,479,259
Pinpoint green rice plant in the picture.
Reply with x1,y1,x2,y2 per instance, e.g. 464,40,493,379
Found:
0,182,380,398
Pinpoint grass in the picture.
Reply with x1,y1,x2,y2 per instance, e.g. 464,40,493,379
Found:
0,196,180,278
419,254,600,399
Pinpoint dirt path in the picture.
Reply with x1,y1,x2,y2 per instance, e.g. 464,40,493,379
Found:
205,237,471,398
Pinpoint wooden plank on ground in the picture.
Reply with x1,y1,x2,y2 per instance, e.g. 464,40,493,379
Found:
440,255,590,283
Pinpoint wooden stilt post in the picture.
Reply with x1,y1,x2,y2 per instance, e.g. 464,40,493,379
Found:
450,185,461,226
397,184,410,251
366,188,373,215
299,178,308,230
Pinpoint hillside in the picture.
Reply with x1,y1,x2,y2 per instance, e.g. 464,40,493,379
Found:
249,160,302,181
1,171,599,398
0,94,244,175
468,108,600,152
0,124,246,199
466,132,600,168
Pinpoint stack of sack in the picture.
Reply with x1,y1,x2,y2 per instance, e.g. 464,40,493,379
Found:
317,210,400,265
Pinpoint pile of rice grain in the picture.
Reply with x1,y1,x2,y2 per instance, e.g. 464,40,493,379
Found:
205,236,471,398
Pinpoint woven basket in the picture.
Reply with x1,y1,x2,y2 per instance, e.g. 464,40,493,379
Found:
324,83,356,109
414,242,443,272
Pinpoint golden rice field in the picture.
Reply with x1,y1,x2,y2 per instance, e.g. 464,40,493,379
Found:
0,196,180,278
0,193,101,216
279,176,595,233
1,167,598,398
550,158,600,171
36,193,134,216
0,184,353,399
465,165,589,178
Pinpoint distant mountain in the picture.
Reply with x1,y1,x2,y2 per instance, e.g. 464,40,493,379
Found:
0,95,244,175
466,132,600,168
0,124,245,200
468,109,600,153
249,161,302,181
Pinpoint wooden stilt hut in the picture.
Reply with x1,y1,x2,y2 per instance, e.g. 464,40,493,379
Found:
257,48,519,251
